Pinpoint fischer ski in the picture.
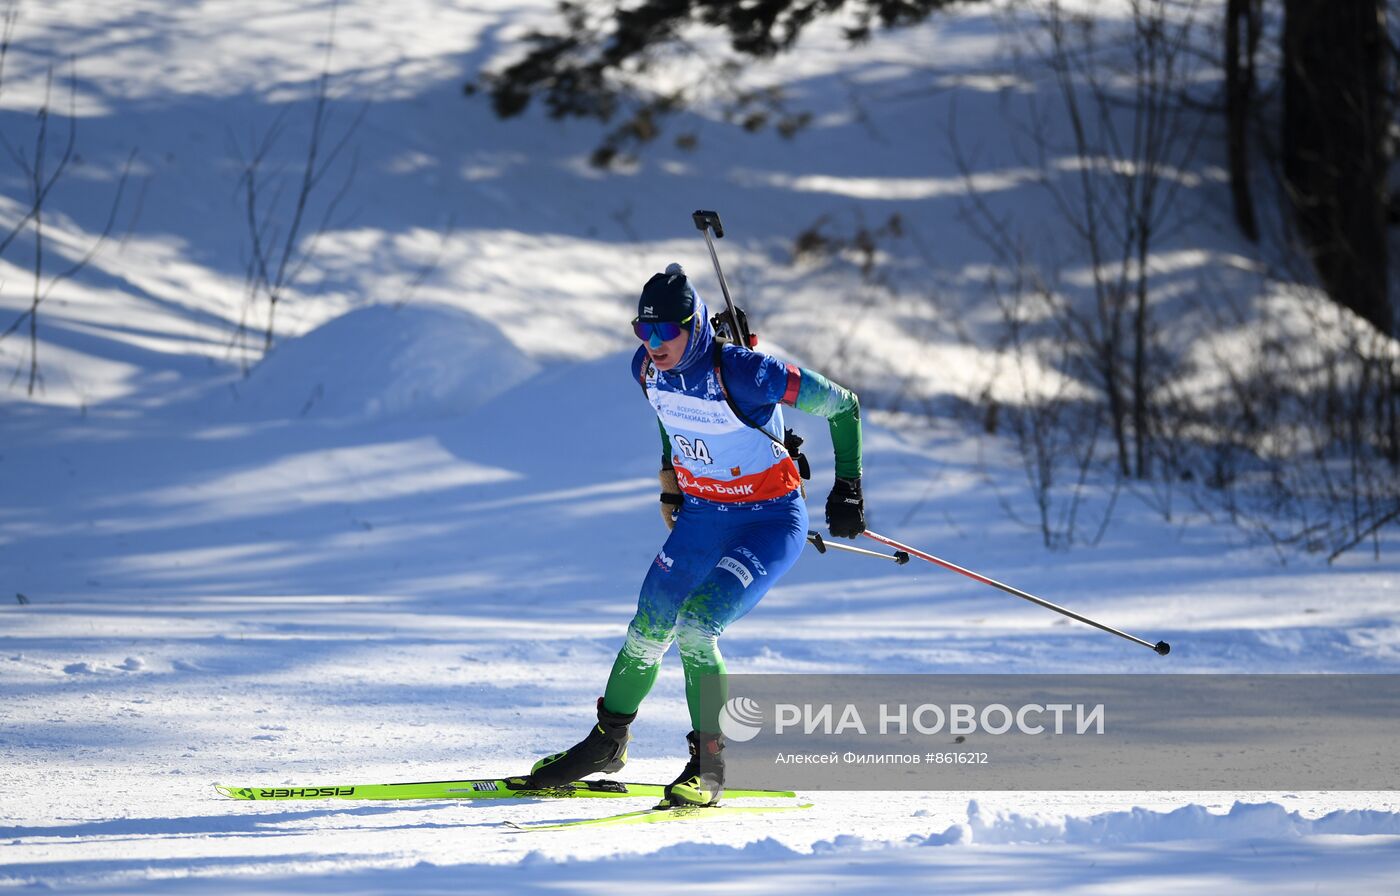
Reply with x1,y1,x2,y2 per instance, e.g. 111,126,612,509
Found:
214,777,797,802
504,801,815,831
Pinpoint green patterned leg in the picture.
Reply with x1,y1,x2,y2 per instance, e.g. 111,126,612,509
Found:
677,613,727,732
602,617,674,715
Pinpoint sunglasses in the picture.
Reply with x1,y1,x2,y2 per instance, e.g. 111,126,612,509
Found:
632,314,693,343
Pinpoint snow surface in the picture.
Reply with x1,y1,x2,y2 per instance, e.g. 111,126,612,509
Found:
217,304,541,421
2,0,1399,893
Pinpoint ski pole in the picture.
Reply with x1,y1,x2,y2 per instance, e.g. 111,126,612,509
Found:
808,530,909,564
861,529,1171,656
692,209,751,347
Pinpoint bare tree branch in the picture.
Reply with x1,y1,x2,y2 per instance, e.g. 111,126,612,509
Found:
228,0,368,362
0,49,136,396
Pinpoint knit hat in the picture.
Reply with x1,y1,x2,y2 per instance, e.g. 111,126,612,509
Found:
636,265,696,323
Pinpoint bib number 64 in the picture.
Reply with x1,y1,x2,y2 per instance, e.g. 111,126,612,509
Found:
673,435,713,465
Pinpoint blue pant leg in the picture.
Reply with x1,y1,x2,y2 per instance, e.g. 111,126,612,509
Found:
678,495,810,633
671,495,809,730
630,503,728,637
602,501,726,715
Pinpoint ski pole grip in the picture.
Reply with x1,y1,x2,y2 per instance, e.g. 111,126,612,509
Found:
692,209,724,238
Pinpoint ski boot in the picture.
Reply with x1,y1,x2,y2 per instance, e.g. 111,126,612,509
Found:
526,697,635,788
664,730,725,806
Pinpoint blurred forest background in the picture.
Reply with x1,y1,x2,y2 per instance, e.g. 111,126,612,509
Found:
473,0,1400,559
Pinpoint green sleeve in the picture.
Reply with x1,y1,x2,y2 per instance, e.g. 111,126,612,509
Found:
792,368,862,480
657,419,673,469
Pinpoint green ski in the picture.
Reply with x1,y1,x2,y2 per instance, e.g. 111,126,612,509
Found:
504,802,815,831
214,777,797,802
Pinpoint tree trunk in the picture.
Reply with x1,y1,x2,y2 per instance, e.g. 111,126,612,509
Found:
1225,0,1260,243
1282,0,1392,335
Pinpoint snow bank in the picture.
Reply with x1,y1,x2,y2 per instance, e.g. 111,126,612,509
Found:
226,304,540,421
510,802,1400,872
964,799,1400,845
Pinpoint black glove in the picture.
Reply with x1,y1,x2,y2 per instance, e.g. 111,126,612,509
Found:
825,476,865,538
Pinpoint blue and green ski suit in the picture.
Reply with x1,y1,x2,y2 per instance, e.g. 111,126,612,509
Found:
604,293,862,731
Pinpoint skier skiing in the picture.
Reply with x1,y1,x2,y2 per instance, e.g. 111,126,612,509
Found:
525,265,865,806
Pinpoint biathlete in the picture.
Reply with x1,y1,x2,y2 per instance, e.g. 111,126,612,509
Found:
525,265,866,805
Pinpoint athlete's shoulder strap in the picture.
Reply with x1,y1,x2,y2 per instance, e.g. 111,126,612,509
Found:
711,341,785,448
